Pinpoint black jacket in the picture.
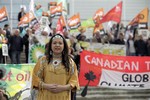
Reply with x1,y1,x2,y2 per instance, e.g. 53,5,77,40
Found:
23,34,29,52
9,35,23,51
18,12,26,21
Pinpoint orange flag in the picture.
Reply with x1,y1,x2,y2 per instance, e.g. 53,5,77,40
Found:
129,7,149,29
100,1,122,23
18,11,38,28
67,13,81,30
93,16,104,34
93,8,104,34
93,8,104,22
50,2,62,18
0,6,8,23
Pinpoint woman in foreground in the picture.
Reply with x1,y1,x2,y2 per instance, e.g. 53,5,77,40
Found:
31,34,80,100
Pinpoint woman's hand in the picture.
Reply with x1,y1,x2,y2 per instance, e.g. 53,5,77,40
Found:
43,83,71,93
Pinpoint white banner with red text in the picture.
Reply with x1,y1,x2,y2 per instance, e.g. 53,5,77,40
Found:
79,50,150,89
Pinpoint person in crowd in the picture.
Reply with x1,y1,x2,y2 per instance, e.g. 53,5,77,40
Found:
92,31,102,43
49,28,56,36
31,34,80,100
126,34,136,56
133,28,138,40
69,37,82,100
18,7,26,22
0,28,3,63
29,29,39,45
34,31,50,45
119,23,126,35
3,24,11,41
76,26,86,41
110,23,118,40
110,24,117,34
63,27,71,39
31,28,36,34
41,31,48,36
146,38,150,56
70,36,82,71
115,23,120,39
0,29,8,63
1,30,8,63
0,28,4,63
68,47,74,59
9,29,23,64
23,28,31,63
18,7,26,33
134,34,147,56
3,24,11,60
114,32,125,45
106,32,115,44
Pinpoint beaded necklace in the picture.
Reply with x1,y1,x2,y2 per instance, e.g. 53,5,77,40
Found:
52,59,62,67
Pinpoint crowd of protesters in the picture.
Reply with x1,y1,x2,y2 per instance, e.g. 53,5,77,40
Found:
0,7,150,100
0,7,150,65
0,22,150,65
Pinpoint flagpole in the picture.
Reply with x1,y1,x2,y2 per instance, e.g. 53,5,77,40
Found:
123,0,126,25
29,0,33,28
72,0,74,15
63,0,69,32
10,0,13,32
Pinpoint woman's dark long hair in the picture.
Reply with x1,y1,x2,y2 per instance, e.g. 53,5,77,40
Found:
45,34,70,72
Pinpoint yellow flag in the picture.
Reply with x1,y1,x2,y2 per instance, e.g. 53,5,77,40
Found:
138,7,149,23
129,7,149,25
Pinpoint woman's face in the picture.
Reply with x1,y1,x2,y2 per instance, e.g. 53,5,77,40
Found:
51,38,64,55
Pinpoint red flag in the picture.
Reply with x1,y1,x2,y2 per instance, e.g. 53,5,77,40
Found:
100,1,122,23
56,16,66,35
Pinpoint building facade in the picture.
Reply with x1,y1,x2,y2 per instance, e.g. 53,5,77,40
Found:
0,0,150,29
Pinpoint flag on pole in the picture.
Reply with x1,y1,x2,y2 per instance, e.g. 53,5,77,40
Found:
67,13,81,30
50,2,63,18
93,8,104,22
56,16,66,35
100,1,123,23
57,0,67,15
18,12,38,29
93,8,105,35
29,0,35,12
0,6,8,23
129,7,149,29
93,16,105,34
